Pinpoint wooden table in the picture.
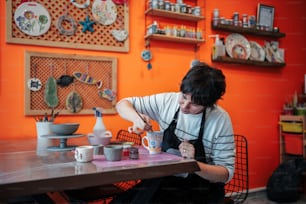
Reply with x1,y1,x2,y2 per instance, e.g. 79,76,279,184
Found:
0,138,199,201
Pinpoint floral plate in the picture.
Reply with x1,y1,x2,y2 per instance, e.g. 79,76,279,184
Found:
14,2,51,36
264,41,284,63
249,41,265,61
92,0,117,26
225,33,251,59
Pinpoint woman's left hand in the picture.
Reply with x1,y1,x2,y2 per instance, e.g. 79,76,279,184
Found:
179,140,195,159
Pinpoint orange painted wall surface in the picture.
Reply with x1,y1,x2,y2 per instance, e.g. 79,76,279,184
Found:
0,0,305,190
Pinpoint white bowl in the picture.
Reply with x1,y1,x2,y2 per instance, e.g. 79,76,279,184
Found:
87,133,112,145
50,123,79,135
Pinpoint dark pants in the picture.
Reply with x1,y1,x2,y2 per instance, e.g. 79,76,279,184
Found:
110,174,225,204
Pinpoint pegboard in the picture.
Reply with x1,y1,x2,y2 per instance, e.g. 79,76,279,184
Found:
25,51,117,116
6,0,129,52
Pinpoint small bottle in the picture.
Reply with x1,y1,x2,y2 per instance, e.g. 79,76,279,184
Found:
209,35,225,60
93,107,106,136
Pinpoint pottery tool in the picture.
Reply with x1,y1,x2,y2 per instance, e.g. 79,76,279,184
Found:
135,109,153,132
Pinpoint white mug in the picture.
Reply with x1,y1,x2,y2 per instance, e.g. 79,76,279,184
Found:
142,131,163,154
74,146,94,162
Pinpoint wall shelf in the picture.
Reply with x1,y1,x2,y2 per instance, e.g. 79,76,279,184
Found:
145,8,204,22
211,23,286,39
212,56,286,67
145,34,205,44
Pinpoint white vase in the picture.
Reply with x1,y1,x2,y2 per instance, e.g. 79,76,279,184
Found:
36,122,55,156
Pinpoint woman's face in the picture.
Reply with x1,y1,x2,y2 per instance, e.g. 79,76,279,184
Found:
178,93,205,114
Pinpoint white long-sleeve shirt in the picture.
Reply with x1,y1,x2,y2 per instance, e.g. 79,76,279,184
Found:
125,92,235,182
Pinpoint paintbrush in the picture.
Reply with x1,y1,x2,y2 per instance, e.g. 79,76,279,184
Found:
135,109,153,132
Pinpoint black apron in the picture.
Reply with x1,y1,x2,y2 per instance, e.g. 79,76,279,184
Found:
111,109,225,204
152,108,225,204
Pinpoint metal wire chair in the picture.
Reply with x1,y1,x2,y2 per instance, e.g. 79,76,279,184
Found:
224,134,249,204
116,129,142,145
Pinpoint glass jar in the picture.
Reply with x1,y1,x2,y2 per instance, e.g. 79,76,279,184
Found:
129,147,139,160
193,6,201,16
158,0,164,9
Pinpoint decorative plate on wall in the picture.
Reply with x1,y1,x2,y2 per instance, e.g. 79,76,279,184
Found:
92,0,117,26
225,33,251,59
14,2,51,36
249,41,265,61
264,41,284,63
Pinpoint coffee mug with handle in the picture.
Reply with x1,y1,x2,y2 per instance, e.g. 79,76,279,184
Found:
74,145,94,162
142,131,163,154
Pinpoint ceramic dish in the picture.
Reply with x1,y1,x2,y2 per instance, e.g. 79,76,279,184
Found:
92,0,117,25
141,49,152,61
249,41,265,61
264,41,284,63
14,2,51,36
225,33,251,59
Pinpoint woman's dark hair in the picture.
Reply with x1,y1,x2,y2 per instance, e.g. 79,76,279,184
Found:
180,62,226,107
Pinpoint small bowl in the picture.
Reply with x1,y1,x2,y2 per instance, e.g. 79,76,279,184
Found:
50,123,79,135
87,133,112,145
103,145,123,161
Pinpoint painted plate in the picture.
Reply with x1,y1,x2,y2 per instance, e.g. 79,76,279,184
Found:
141,49,152,61
14,2,51,36
225,33,251,59
249,41,265,61
264,41,284,63
92,0,117,25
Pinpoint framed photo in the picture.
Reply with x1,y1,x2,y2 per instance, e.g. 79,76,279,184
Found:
257,4,274,31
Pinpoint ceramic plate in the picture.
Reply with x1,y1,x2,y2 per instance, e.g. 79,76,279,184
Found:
264,41,284,63
92,0,117,25
14,2,51,36
249,41,265,61
41,134,84,138
225,33,251,59
141,49,152,61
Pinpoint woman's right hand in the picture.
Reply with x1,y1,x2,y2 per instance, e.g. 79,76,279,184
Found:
128,113,152,134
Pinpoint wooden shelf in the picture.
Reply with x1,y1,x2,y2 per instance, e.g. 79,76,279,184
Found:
212,56,286,67
211,23,286,38
145,8,205,22
145,34,205,44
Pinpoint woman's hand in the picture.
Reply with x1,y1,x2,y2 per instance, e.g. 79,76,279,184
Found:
128,113,152,134
179,140,195,159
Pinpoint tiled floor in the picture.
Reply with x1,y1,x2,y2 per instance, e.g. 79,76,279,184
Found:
244,190,306,204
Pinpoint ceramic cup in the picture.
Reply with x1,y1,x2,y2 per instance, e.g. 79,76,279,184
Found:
142,131,163,154
104,145,123,161
36,122,55,156
92,144,104,155
74,146,94,162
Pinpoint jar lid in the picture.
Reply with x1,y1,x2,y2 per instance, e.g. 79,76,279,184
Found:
129,147,139,153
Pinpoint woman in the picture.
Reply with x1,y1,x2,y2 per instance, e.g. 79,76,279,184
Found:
113,62,235,203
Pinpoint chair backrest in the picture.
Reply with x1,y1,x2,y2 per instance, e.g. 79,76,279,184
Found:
116,129,142,145
224,134,249,204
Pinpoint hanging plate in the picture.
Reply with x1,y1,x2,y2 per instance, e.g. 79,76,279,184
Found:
14,2,51,36
92,0,117,26
141,49,152,61
27,78,42,91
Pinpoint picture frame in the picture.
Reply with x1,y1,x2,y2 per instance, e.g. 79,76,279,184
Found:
257,3,274,31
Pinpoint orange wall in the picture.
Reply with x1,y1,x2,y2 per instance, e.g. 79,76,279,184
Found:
1,0,305,190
